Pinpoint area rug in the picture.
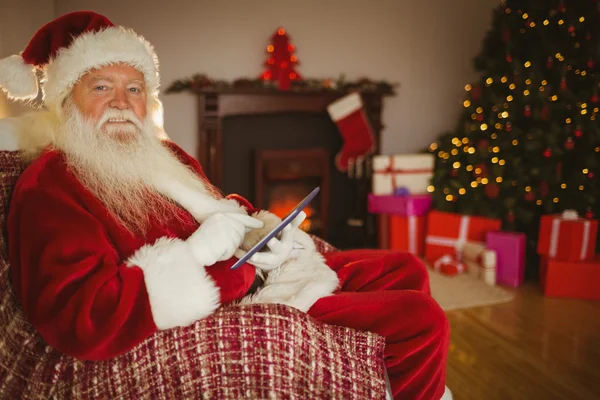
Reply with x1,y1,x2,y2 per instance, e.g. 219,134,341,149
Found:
427,266,516,311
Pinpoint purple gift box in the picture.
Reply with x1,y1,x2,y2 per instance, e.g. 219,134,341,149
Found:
367,194,432,216
486,231,526,287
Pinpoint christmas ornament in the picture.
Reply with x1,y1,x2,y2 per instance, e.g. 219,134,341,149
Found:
326,92,375,172
568,25,576,34
474,163,488,178
525,191,535,201
471,84,481,101
506,210,515,223
543,148,552,158
477,114,484,121
565,137,575,150
477,140,490,151
540,181,549,197
506,53,513,63
586,209,594,219
592,93,599,103
541,105,550,120
259,27,302,90
589,172,595,179
574,126,583,137
524,105,531,117
485,182,500,199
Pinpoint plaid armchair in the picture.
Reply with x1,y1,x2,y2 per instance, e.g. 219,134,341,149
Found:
0,125,390,399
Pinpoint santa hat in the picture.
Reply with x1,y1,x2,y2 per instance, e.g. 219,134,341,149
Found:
0,11,161,119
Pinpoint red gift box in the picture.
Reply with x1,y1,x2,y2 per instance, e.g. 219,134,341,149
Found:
424,211,502,263
389,215,427,256
537,210,598,262
540,256,600,301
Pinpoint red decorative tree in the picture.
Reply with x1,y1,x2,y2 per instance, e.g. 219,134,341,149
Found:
259,27,302,90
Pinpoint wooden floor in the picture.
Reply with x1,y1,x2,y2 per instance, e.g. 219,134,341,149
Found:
445,283,600,400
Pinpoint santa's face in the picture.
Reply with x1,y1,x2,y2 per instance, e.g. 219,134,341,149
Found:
70,63,147,143
55,73,210,234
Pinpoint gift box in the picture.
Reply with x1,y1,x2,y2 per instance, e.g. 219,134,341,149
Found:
424,211,502,263
540,256,600,301
486,231,526,287
537,210,598,262
367,194,432,216
372,154,434,195
461,242,497,286
389,215,427,256
432,254,465,276
464,260,496,285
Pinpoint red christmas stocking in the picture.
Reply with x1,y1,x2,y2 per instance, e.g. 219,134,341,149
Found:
327,93,375,172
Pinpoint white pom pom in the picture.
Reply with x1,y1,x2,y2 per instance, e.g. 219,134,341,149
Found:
0,55,39,100
561,209,579,220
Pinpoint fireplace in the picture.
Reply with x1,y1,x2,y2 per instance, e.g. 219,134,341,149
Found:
193,89,391,249
255,148,329,238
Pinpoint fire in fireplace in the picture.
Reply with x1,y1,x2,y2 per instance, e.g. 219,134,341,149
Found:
255,148,329,238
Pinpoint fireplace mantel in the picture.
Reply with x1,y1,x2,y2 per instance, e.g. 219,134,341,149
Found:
192,88,392,186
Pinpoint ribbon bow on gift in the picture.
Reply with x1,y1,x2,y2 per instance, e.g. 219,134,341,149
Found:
433,254,465,276
548,209,592,260
561,209,579,220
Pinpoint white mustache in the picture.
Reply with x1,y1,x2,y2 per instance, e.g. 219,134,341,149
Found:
97,109,143,130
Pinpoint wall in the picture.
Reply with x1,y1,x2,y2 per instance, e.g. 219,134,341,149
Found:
8,0,498,155
0,0,55,118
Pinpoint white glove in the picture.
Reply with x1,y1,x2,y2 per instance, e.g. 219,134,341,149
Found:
242,211,307,271
188,212,264,266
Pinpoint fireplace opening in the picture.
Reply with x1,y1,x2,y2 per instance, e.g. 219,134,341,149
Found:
255,148,329,238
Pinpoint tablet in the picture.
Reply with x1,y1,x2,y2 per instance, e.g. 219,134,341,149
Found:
230,186,320,270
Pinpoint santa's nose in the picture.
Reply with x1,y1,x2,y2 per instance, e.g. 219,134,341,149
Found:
109,90,129,110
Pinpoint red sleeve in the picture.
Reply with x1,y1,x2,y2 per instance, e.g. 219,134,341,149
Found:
8,185,158,361
225,193,261,215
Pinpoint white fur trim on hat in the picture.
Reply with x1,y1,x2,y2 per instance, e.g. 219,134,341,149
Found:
0,55,39,100
43,26,160,113
126,236,220,330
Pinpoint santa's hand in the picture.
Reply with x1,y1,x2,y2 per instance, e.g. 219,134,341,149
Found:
188,213,264,267
246,212,306,271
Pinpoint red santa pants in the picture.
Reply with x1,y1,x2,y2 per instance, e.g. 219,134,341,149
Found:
308,250,449,400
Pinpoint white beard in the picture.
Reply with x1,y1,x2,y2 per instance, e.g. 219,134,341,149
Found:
53,99,215,234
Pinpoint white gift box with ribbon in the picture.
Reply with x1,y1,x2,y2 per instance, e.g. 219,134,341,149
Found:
372,154,434,195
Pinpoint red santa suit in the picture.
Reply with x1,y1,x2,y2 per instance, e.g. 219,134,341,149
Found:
8,140,448,399
1,11,449,400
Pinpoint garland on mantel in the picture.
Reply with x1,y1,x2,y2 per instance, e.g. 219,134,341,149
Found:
165,73,398,95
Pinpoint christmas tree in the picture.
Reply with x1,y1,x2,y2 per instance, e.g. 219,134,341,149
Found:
259,27,302,90
429,0,600,275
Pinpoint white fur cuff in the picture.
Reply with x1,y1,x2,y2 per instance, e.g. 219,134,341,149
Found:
126,237,220,330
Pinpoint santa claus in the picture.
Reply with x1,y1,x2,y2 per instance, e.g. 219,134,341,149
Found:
0,11,450,400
